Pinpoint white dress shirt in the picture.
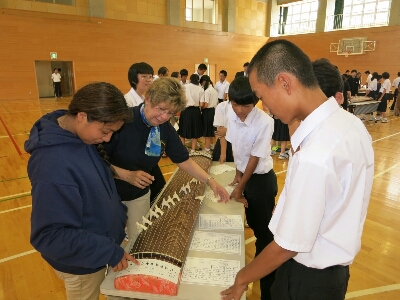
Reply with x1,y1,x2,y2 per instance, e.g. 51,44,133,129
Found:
269,97,374,269
215,80,230,99
200,86,219,108
213,101,232,128
380,79,391,93
226,107,274,174
392,77,400,89
366,73,372,84
124,88,144,107
367,78,377,92
51,73,61,82
184,83,203,107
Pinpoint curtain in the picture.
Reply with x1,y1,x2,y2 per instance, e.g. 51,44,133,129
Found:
278,6,288,34
333,0,344,29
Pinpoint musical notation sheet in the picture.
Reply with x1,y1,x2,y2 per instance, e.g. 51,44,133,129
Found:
189,231,241,255
181,257,240,286
199,214,244,230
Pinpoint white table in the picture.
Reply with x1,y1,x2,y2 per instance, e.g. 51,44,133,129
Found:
100,162,246,300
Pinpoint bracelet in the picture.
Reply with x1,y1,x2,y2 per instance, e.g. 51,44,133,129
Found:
205,176,213,186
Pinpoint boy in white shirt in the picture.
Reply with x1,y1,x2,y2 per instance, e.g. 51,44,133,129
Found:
226,76,277,300
376,72,391,123
221,39,374,300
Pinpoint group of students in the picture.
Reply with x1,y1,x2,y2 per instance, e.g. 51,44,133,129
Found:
26,39,374,300
343,69,398,123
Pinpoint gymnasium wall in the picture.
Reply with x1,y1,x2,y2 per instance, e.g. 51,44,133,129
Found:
268,25,400,83
0,7,268,100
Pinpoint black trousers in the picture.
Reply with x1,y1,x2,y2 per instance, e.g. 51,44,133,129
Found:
54,82,62,97
271,259,350,300
391,88,398,110
244,170,277,300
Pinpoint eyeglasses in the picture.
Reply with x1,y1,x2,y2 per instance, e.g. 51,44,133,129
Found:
140,75,153,80
154,106,176,116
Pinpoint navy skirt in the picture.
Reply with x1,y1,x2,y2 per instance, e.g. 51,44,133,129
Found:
202,107,216,137
178,106,203,139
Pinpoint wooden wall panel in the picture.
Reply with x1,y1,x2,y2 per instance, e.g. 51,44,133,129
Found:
268,26,400,82
0,8,268,100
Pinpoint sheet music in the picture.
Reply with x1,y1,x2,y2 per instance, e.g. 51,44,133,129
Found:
181,257,240,286
209,164,236,175
199,214,244,230
189,231,241,254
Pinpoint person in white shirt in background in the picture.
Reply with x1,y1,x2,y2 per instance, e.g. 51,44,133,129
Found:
390,71,400,111
125,62,154,107
221,39,374,300
193,63,207,80
215,70,230,103
364,70,372,87
376,72,391,123
179,69,190,85
199,75,218,153
153,66,169,81
212,100,234,164
51,68,62,98
178,74,203,153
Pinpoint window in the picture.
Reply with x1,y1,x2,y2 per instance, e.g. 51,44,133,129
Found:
274,0,319,36
326,0,391,31
186,0,216,24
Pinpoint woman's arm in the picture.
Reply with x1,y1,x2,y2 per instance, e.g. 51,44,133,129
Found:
177,158,230,203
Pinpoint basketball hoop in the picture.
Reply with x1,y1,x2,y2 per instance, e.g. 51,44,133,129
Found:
345,51,352,58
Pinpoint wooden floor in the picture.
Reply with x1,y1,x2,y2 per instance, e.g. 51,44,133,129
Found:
0,97,399,300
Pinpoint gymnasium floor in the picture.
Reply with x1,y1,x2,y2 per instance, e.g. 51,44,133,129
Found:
0,97,399,299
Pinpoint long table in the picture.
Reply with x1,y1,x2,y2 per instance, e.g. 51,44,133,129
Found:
100,162,246,300
348,96,380,115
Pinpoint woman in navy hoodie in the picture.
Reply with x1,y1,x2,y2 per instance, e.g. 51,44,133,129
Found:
24,82,138,300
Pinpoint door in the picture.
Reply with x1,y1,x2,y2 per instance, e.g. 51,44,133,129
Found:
35,61,54,98
35,60,75,98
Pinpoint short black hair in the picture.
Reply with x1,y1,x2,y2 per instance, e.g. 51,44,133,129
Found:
243,62,249,67
382,72,390,79
219,70,227,77
190,74,199,85
198,63,207,70
312,58,343,98
372,72,379,80
158,66,169,76
228,76,258,106
248,39,318,89
365,70,370,74
200,75,211,90
128,62,154,89
171,72,179,78
351,69,357,73
180,69,189,76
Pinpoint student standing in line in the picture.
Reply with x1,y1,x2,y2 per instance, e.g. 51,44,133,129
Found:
215,70,230,103
212,99,234,164
180,69,190,85
194,63,208,80
376,72,391,123
153,66,169,80
25,82,138,300
226,76,277,300
178,74,203,153
199,75,219,153
221,39,374,300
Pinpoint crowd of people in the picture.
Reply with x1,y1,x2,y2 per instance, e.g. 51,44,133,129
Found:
26,39,377,300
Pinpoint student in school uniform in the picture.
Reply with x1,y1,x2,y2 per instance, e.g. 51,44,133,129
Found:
124,62,165,204
221,39,374,300
390,71,400,111
180,69,190,85
215,70,230,103
212,100,234,164
226,76,277,300
376,72,391,123
199,75,219,153
178,74,203,153
194,63,207,80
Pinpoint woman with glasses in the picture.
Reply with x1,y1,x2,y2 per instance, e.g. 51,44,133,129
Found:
124,62,166,206
104,78,230,242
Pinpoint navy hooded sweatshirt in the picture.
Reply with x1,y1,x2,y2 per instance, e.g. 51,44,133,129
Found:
24,110,127,275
